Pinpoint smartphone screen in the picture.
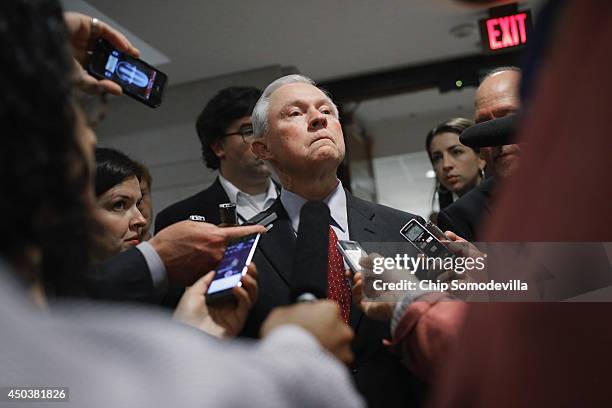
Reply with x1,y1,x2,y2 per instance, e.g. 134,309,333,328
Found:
337,240,367,273
88,39,167,107
207,234,260,295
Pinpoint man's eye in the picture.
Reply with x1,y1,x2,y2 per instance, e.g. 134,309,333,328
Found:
288,110,301,117
321,108,332,114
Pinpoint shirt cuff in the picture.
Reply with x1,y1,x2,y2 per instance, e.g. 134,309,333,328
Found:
136,241,168,296
390,288,435,335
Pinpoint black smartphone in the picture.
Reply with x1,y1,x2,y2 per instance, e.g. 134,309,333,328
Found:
87,39,167,108
206,233,261,305
400,219,455,259
243,210,278,230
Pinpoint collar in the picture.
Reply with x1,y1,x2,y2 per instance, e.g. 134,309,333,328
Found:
217,173,278,204
280,179,348,235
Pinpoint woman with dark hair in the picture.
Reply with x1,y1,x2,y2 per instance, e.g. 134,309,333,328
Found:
425,118,486,210
95,147,146,253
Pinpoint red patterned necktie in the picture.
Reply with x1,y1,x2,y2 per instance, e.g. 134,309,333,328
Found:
327,227,351,324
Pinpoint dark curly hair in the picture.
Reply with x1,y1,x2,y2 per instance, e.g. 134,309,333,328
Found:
95,147,140,197
0,0,94,293
195,86,262,169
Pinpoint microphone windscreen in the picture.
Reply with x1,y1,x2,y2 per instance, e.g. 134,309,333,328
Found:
460,114,519,148
289,201,330,302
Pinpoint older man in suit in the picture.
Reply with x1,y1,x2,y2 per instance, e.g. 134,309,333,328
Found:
248,74,426,407
437,67,522,242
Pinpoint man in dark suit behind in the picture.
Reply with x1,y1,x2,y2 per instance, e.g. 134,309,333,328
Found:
437,177,495,242
248,74,426,407
155,86,278,232
437,67,521,242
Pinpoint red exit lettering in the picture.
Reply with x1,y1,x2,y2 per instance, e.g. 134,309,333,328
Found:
486,13,528,50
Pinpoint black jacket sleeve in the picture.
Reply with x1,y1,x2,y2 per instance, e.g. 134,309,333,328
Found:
86,247,160,304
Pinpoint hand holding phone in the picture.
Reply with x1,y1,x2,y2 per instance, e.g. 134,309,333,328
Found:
87,39,167,107
350,253,399,322
174,263,258,338
64,12,140,96
206,233,261,305
336,240,367,274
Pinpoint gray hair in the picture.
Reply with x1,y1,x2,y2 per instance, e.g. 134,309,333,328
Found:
252,74,339,137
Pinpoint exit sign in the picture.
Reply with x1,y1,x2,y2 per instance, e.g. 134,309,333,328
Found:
479,7,533,53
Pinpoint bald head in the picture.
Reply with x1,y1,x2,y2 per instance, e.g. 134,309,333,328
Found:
474,70,521,124
474,69,522,179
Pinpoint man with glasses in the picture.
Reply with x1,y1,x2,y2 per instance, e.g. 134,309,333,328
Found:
156,87,278,231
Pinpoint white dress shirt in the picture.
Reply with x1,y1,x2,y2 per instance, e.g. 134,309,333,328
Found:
218,174,278,223
280,179,349,242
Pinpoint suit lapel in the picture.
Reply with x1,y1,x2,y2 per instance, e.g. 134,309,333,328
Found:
206,177,230,204
256,199,295,286
258,193,383,333
346,191,381,244
193,177,231,226
345,192,383,332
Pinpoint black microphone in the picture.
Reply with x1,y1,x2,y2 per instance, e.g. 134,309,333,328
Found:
289,201,330,303
460,114,519,148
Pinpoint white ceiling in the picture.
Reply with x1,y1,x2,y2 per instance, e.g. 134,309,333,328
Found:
355,87,476,127
81,0,544,86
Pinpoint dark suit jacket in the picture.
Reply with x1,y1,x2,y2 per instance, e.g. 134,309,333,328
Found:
437,177,496,242
86,247,160,303
242,192,427,407
155,177,230,233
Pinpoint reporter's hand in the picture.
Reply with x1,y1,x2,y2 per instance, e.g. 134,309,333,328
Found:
442,231,484,259
260,301,354,364
209,263,258,337
351,253,399,322
173,263,258,338
63,11,140,95
149,221,265,287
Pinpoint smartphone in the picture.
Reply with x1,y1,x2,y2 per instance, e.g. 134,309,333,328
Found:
87,39,167,108
243,210,278,230
337,240,368,273
206,233,260,305
400,219,455,259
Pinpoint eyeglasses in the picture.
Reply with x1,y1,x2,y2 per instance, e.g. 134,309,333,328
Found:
225,124,255,143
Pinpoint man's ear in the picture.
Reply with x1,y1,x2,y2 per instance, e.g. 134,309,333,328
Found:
210,139,226,160
251,138,272,160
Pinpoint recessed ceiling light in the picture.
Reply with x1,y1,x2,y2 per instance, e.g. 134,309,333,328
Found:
426,170,436,179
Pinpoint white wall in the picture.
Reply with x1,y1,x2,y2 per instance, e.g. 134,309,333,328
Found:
364,107,476,220
95,65,286,223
